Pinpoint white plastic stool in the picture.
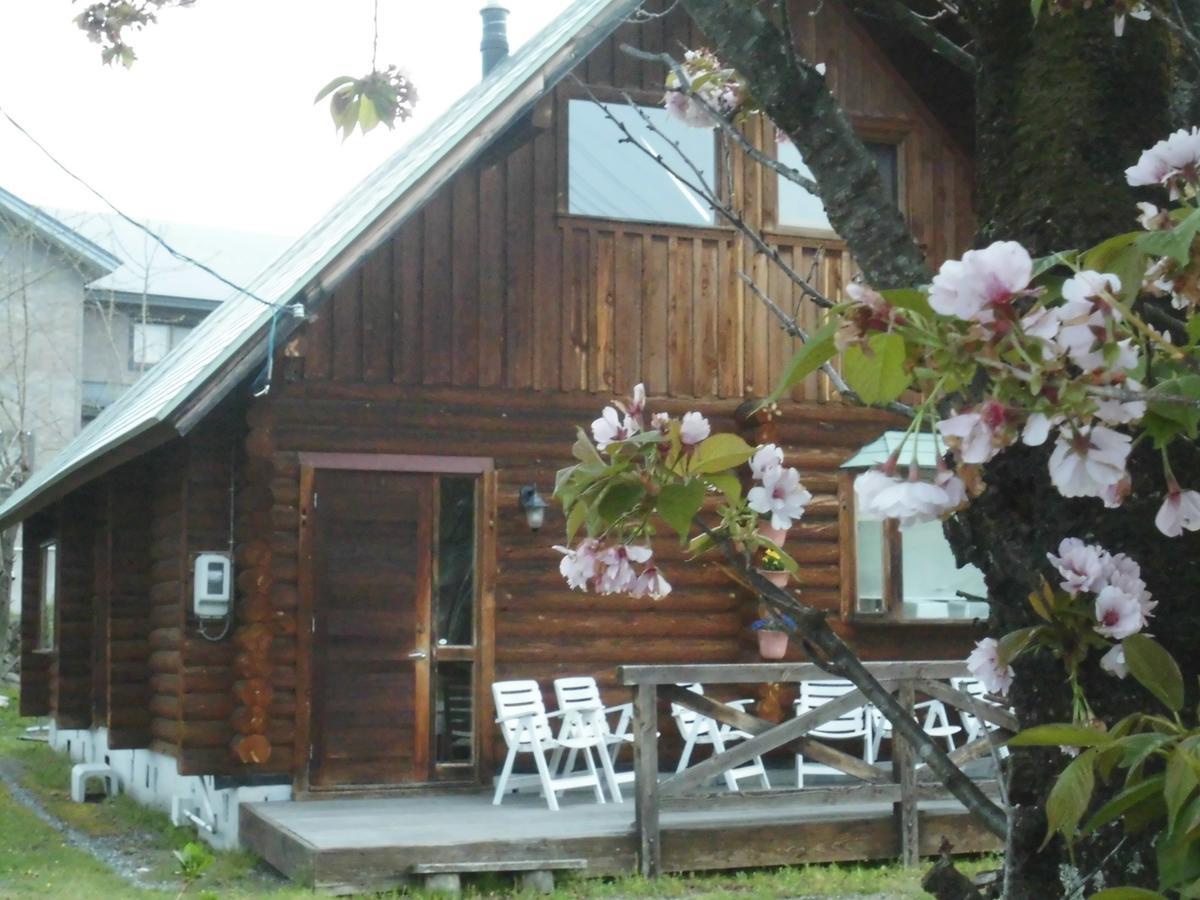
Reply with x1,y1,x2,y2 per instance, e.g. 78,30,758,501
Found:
70,762,118,803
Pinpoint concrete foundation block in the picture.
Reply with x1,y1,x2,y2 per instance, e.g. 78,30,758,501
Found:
519,870,555,893
424,873,462,894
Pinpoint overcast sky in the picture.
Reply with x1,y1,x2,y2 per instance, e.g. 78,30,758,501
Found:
0,1,569,237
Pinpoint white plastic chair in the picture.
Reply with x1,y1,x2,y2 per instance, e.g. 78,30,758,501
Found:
870,698,962,761
553,676,633,802
951,676,1009,758
491,680,606,811
793,680,874,788
671,683,771,791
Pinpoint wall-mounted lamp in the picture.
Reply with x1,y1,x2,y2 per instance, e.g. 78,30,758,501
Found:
519,485,548,531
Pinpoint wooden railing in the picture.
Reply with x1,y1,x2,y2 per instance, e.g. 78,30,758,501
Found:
617,661,1016,877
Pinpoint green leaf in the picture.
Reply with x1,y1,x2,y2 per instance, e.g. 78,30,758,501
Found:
1082,232,1145,305
689,433,755,475
1009,723,1114,748
596,479,646,523
765,318,839,404
1125,634,1185,712
1168,745,1200,832
1147,376,1200,441
1030,0,1044,21
1089,890,1168,900
1043,748,1097,847
996,626,1041,666
656,480,706,539
1082,775,1165,835
879,288,932,318
565,499,588,542
1137,207,1200,265
703,471,742,503
1031,249,1078,280
314,75,357,102
842,332,910,405
1118,733,1175,773
1158,823,1200,890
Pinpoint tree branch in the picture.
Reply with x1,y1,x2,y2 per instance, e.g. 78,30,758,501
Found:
681,0,930,288
851,0,976,74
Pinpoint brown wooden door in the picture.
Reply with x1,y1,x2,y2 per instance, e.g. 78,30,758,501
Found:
308,470,432,787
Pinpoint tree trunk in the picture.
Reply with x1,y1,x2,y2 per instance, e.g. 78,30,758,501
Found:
953,7,1178,895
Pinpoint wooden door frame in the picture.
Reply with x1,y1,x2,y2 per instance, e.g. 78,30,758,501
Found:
294,453,496,796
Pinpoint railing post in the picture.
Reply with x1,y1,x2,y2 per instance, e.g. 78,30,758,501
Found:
892,679,919,866
633,682,661,877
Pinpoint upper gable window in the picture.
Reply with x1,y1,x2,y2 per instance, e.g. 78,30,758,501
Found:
567,99,717,227
777,139,899,232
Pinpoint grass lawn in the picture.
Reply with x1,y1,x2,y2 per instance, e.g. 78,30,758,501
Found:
0,686,997,898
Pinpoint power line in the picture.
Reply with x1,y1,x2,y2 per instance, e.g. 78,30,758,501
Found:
0,104,281,310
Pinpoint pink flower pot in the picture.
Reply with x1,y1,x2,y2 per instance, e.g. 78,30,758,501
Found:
757,523,788,546
757,630,789,660
758,569,790,589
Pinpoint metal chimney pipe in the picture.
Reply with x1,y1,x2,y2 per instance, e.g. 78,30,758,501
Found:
480,1,510,77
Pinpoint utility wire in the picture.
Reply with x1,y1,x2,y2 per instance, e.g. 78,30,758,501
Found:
0,104,281,310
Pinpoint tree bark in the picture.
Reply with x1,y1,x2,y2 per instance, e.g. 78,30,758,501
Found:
952,8,1177,895
682,0,930,288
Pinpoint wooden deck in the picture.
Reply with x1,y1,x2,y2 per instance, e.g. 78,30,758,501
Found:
241,782,1000,893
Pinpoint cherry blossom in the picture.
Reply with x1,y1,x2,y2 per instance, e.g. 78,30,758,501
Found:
1102,476,1132,509
928,241,1033,322
966,637,1014,697
1136,201,1170,231
1106,554,1156,620
1047,424,1132,499
1113,1,1150,36
1100,643,1128,679
853,467,902,518
1094,585,1147,640
935,466,968,511
627,383,646,424
750,443,784,479
937,401,1010,464
630,564,672,600
870,465,956,530
748,465,813,530
1154,488,1200,537
650,411,670,432
597,544,653,594
554,539,600,591
679,411,711,446
591,406,638,450
1125,126,1200,198
1022,412,1054,447
1048,538,1110,596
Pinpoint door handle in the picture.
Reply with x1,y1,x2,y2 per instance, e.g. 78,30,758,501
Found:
407,649,428,660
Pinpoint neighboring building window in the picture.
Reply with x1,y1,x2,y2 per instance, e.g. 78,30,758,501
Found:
38,541,57,651
842,432,988,622
567,98,717,227
131,321,191,369
777,139,899,231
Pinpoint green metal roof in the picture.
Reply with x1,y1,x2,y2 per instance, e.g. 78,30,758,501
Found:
0,0,640,528
841,431,947,469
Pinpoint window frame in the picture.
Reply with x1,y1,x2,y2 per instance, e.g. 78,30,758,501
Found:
558,84,731,232
129,320,190,370
37,540,58,652
837,471,984,627
767,118,910,239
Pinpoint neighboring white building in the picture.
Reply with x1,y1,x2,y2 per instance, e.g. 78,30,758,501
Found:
0,187,291,615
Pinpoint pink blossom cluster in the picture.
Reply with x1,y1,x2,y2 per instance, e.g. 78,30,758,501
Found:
853,457,967,530
1048,536,1155,647
1125,126,1200,199
591,383,712,452
966,637,1013,697
663,49,745,128
746,443,813,530
554,538,672,600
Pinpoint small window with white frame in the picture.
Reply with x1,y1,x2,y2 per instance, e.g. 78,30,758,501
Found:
841,432,988,622
131,321,192,369
777,138,900,232
38,541,57,651
567,98,718,227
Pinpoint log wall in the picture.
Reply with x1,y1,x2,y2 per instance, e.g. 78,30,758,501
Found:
19,511,53,717
53,490,96,729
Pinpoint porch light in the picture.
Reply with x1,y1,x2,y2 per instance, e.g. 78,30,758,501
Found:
519,485,548,531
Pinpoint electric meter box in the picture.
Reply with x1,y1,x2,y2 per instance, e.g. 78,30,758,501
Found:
193,552,233,620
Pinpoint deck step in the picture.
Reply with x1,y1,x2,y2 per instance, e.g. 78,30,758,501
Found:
412,859,587,874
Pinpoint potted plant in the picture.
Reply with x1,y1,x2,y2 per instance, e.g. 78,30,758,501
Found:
751,613,795,660
756,547,790,588
756,521,788,547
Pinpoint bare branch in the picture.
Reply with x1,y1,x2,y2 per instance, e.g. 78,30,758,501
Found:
850,0,976,74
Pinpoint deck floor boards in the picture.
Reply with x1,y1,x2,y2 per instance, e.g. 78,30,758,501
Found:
241,781,1000,891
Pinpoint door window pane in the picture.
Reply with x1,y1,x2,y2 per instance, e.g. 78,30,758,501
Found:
38,541,56,651
436,477,475,646
568,99,717,226
435,661,473,765
778,140,899,230
900,519,988,620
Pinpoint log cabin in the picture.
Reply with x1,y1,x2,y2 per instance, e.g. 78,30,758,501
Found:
0,0,988,869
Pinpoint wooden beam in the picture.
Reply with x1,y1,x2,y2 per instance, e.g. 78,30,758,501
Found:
618,660,968,686
893,680,918,867
632,682,660,878
911,678,1018,732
